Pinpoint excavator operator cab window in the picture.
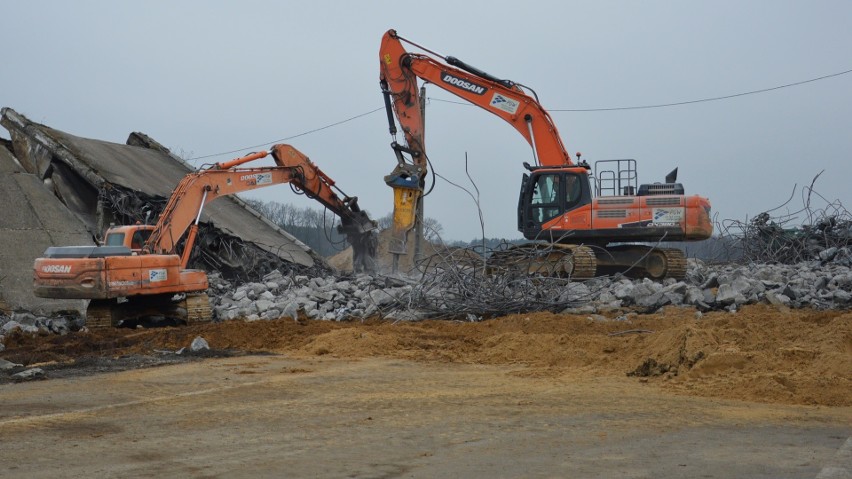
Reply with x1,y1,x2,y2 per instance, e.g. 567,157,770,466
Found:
104,232,125,247
527,172,587,225
530,174,562,224
130,229,151,250
565,175,582,207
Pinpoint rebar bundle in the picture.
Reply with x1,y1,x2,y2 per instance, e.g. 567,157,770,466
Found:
400,242,597,319
717,174,852,264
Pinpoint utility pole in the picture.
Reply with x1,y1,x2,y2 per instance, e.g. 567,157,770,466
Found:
414,85,426,267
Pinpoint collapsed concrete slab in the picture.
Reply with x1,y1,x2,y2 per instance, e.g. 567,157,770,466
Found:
0,107,330,313
0,141,90,315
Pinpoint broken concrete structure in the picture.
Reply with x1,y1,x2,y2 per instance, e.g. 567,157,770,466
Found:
0,141,91,315
0,107,329,315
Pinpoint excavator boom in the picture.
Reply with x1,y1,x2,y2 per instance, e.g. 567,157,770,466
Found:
147,144,377,272
380,29,573,168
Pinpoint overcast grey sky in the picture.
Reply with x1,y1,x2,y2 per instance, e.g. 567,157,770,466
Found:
2,1,850,241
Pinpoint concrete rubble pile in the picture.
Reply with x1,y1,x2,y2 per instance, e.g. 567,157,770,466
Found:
208,270,414,322
2,246,852,344
600,250,852,313
205,248,852,325
244,242,843,315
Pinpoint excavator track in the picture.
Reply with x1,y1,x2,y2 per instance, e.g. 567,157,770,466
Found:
86,300,116,330
635,246,688,280
657,247,687,280
555,244,597,280
595,245,688,280
486,243,597,280
484,242,688,281
183,293,212,324
85,293,212,329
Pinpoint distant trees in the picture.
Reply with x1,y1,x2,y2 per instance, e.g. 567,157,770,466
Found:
242,198,349,257
375,212,445,243
242,199,447,258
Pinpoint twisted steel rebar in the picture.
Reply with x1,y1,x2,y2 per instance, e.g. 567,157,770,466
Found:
716,174,852,264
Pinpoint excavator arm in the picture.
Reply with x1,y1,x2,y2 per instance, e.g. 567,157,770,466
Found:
379,29,574,261
146,144,377,273
380,29,574,167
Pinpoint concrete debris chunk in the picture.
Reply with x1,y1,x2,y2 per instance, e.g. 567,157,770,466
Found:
0,358,23,371
190,337,210,352
12,368,45,382
2,321,39,335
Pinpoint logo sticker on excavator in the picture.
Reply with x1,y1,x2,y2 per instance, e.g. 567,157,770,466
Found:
149,269,168,283
42,264,71,274
240,173,272,186
441,72,487,95
618,207,685,228
490,93,520,114
650,207,684,226
254,173,272,185
384,53,392,65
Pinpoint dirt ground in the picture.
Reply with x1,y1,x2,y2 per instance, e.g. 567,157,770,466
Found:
3,304,851,406
1,304,851,478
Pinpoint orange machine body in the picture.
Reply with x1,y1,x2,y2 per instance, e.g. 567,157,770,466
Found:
33,251,207,300
515,165,712,244
541,191,714,240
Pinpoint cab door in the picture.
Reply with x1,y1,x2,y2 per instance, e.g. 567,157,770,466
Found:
519,171,593,239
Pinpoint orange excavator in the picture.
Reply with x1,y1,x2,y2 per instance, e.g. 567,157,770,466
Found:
33,144,378,328
379,29,712,279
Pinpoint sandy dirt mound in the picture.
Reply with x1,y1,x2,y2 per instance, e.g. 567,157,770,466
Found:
2,304,850,406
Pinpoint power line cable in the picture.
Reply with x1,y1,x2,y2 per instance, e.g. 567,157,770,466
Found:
190,67,850,161
190,107,384,162
428,67,852,112
554,67,852,111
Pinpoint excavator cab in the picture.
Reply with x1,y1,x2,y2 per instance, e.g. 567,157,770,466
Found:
103,224,155,253
518,167,593,240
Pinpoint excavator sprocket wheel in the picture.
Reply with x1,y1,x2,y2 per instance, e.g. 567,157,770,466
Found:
183,293,212,324
645,248,688,280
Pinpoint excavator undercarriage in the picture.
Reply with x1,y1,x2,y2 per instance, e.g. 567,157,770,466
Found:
85,293,212,329
485,244,687,281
